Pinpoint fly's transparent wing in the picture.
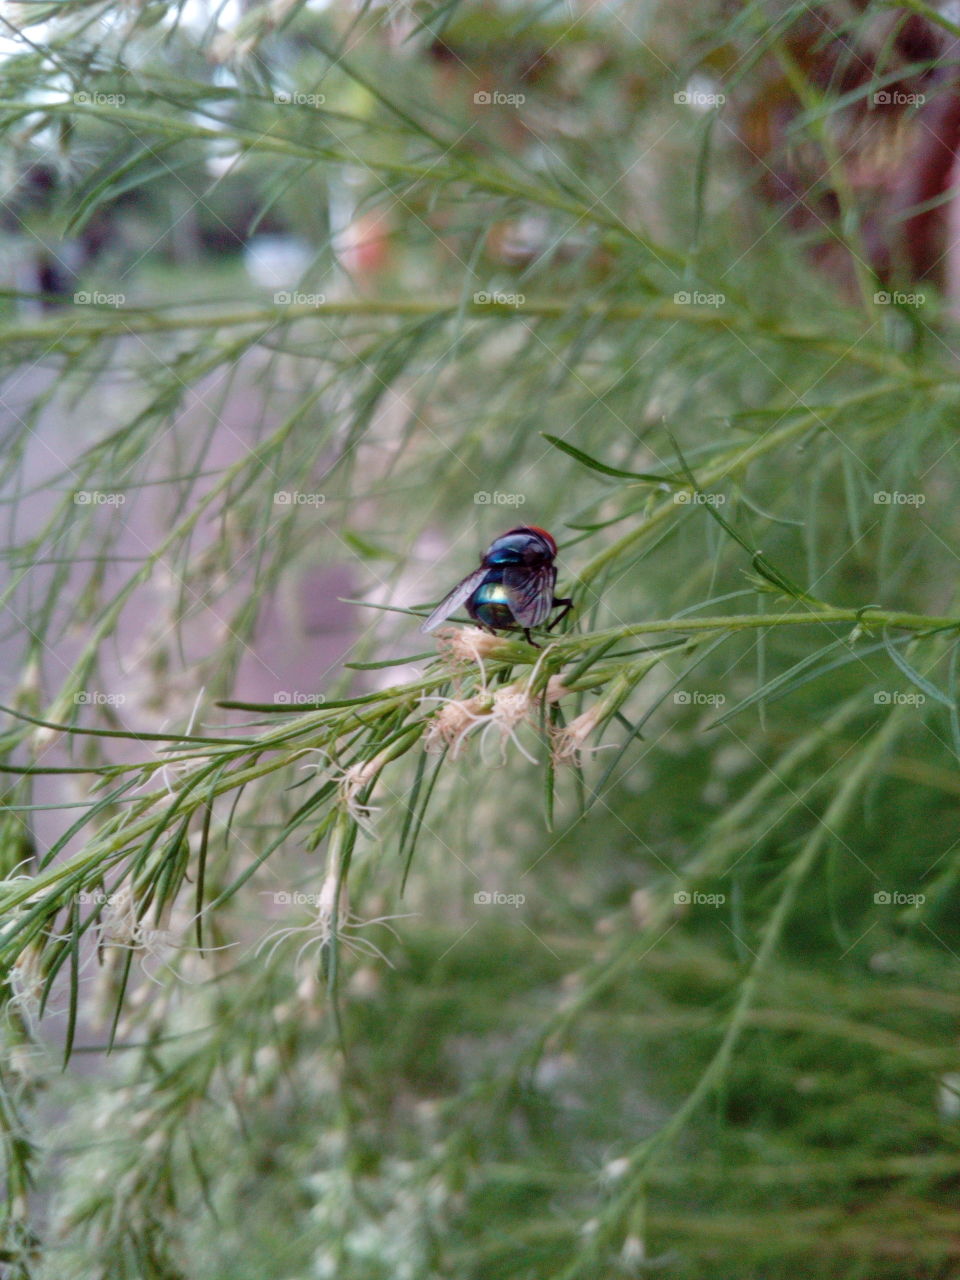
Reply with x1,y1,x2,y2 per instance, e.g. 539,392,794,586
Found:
502,564,556,628
420,568,488,633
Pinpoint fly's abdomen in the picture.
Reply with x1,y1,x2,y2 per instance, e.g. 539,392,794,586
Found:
467,580,517,630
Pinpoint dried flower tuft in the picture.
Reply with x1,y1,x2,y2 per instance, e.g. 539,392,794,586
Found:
551,704,606,764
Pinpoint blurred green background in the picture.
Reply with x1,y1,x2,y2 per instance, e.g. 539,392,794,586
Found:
2,2,960,1277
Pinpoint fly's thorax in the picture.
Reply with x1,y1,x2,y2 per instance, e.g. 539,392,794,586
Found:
483,529,555,568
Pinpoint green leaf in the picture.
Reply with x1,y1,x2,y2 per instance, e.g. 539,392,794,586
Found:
883,631,955,710
542,434,681,483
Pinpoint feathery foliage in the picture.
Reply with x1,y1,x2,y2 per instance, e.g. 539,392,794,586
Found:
1,1,960,1276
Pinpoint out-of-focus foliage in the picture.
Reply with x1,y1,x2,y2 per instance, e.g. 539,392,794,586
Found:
1,2,960,1278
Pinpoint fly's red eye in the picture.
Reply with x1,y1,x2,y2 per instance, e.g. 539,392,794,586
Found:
523,526,557,556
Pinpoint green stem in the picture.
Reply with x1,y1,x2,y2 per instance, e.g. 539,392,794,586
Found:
0,302,926,380
573,383,928,589
597,707,908,1253
559,607,959,647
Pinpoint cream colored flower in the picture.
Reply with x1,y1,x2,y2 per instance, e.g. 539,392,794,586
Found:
338,746,397,833
422,692,495,759
423,643,566,764
256,870,412,975
545,674,572,705
432,625,508,688
8,943,45,1031
100,883,139,947
423,680,546,763
551,704,605,764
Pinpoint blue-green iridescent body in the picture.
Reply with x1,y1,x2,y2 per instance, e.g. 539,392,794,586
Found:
465,528,556,631
469,578,517,630
421,525,573,645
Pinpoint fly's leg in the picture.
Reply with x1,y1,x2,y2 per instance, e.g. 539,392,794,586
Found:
547,597,574,631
